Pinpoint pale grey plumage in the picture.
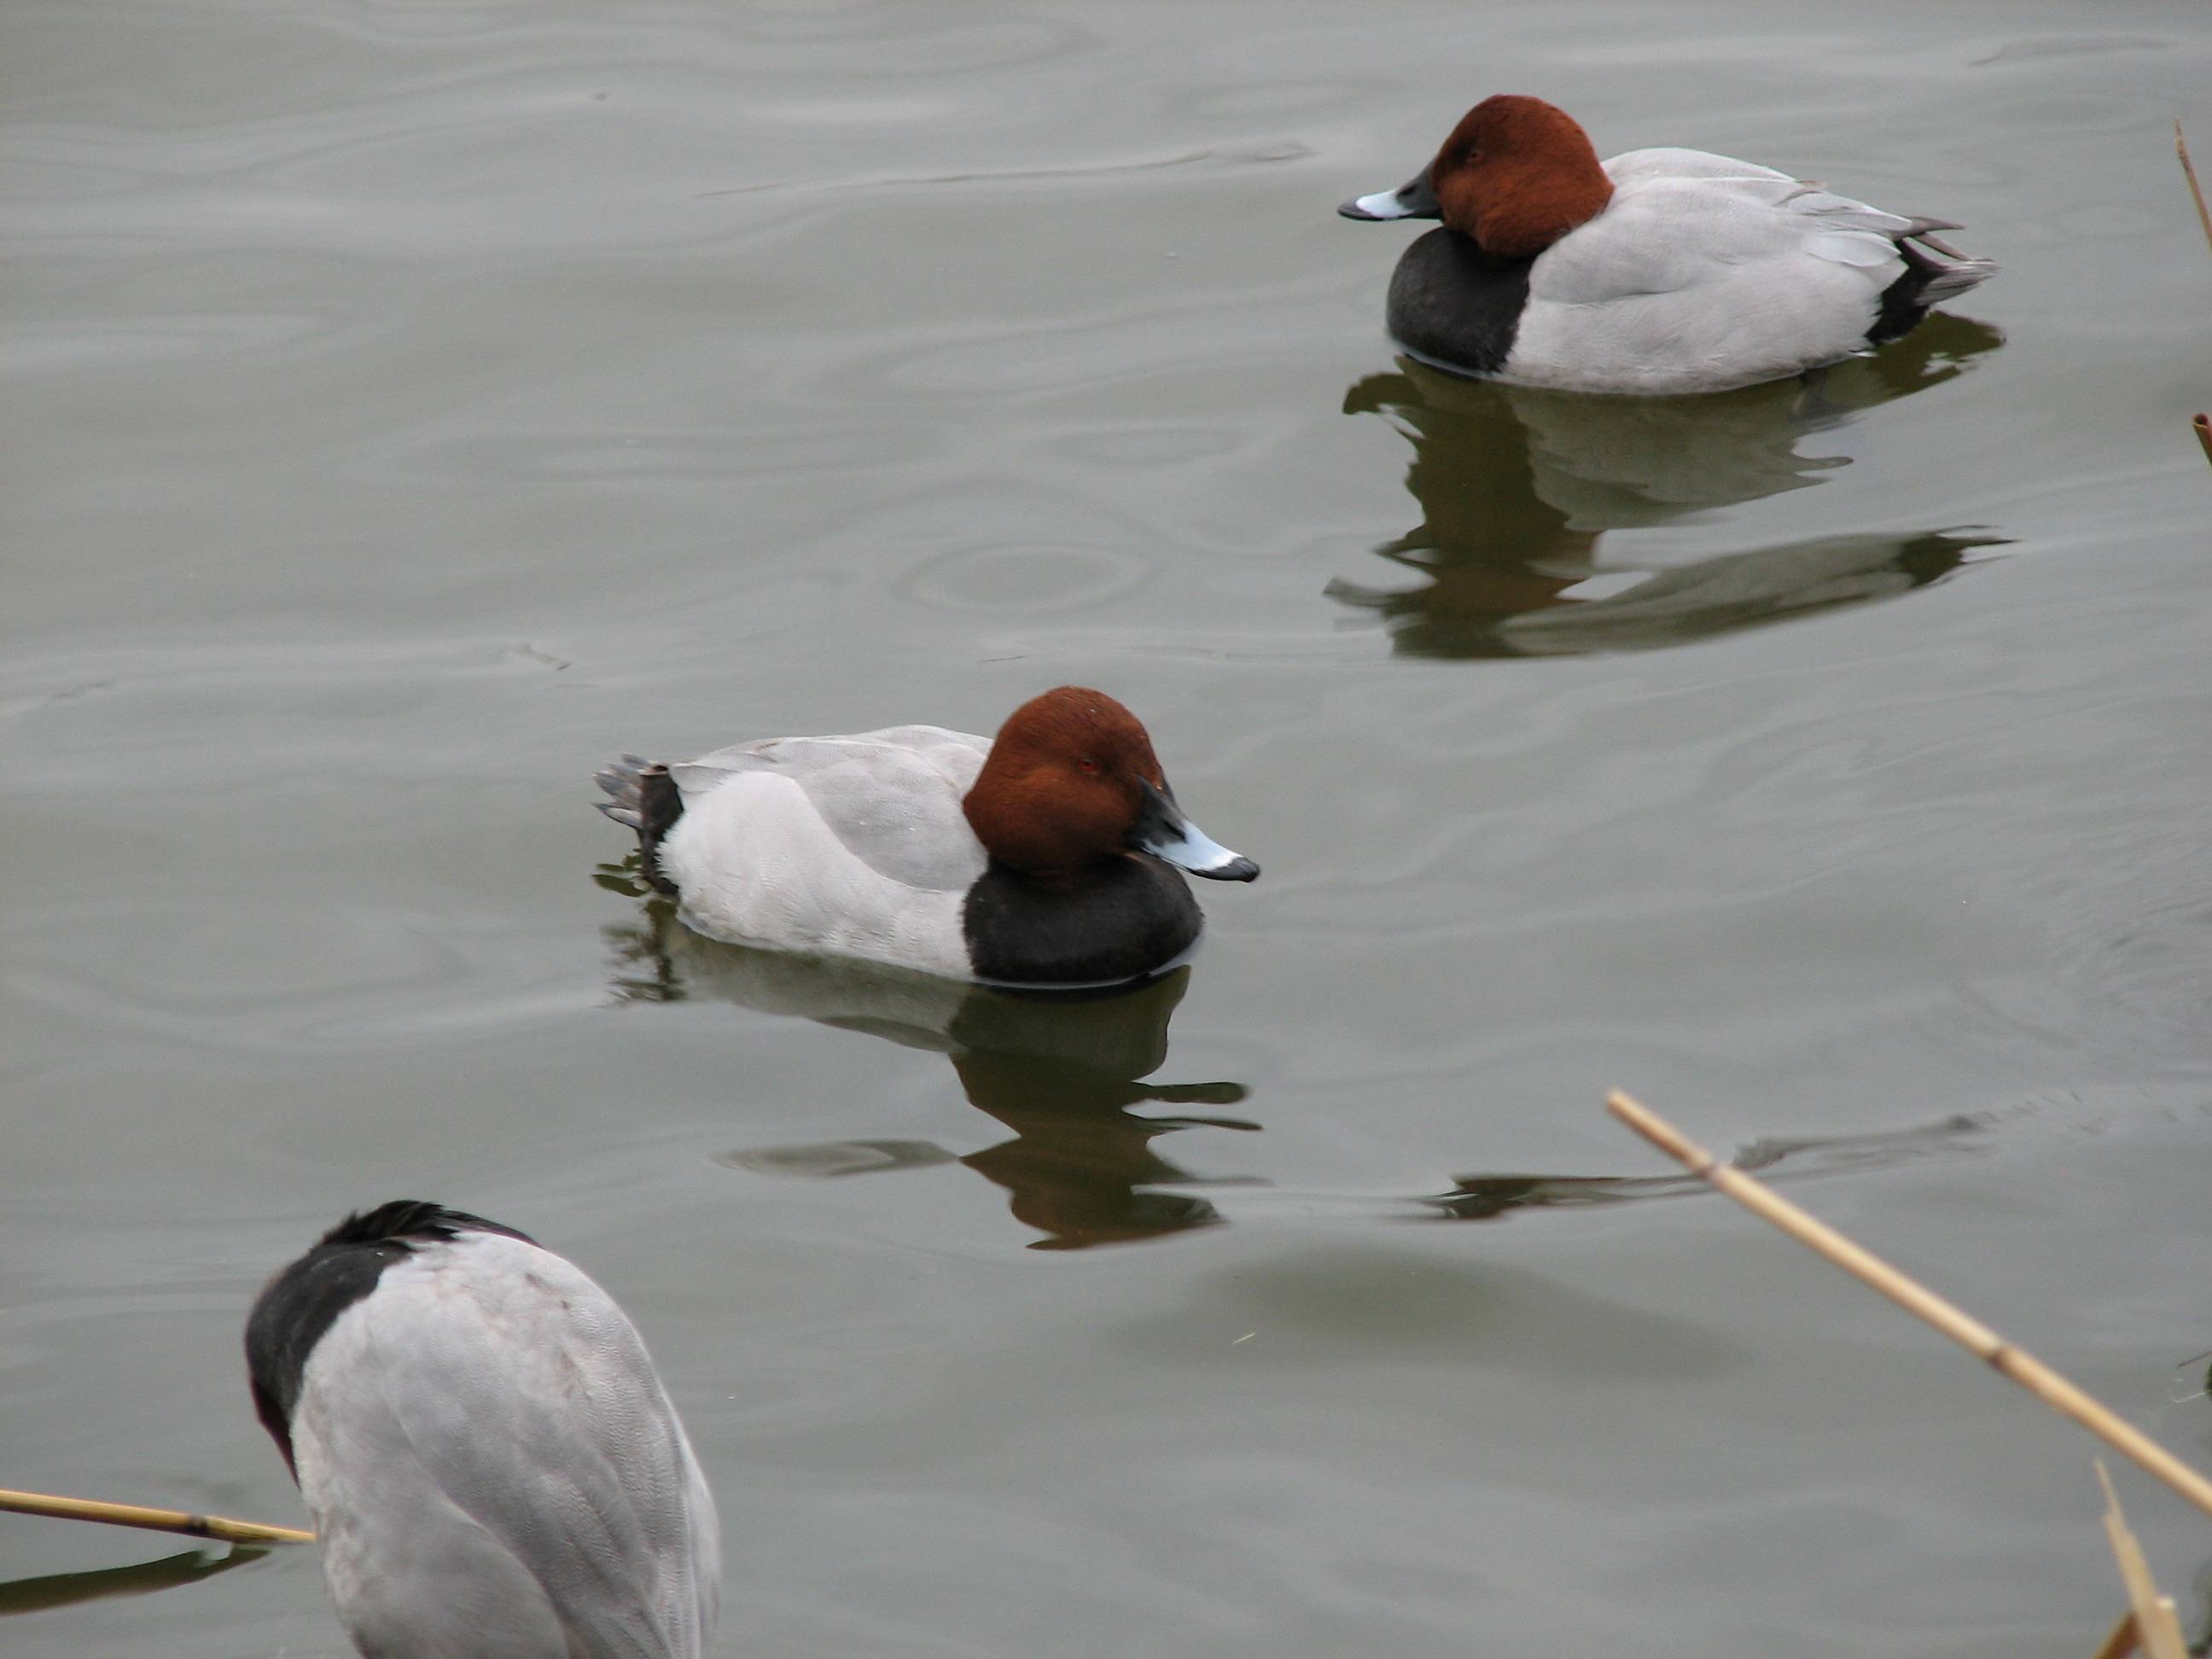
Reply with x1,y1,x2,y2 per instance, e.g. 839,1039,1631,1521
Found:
1498,148,1995,394
640,724,992,975
667,725,989,893
291,1233,719,1659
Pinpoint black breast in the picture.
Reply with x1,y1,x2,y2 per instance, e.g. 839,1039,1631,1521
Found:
243,1201,529,1475
1384,228,1533,378
961,856,1202,987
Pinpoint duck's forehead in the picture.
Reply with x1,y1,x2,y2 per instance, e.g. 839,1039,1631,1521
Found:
1444,102,1494,149
1087,701,1149,747
1086,703,1159,766
1450,95,1576,154
1010,686,1144,747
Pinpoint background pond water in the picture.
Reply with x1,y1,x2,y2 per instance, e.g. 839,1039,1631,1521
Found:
5,0,2212,1653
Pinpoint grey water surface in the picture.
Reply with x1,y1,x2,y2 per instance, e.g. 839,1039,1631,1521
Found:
5,1,2211,1654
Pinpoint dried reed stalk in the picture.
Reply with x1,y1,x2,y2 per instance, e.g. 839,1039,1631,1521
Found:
0,1487,312,1545
2177,125,2212,471
2178,122,2212,257
2089,1610,2141,1659
1604,1091,2212,1522
2097,1463,2188,1659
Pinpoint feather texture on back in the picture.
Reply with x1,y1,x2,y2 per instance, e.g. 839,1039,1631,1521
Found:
252,1215,719,1659
1343,97,1996,394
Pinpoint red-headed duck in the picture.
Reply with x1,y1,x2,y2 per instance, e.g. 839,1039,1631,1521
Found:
247,1201,719,1658
1341,95,1997,395
597,687,1259,987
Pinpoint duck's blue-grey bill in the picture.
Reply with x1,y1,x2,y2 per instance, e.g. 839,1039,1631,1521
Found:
1131,782,1260,882
1338,167,1441,221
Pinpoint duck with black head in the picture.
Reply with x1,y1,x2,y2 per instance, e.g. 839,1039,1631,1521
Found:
1342,95,1996,395
245,1202,719,1659
597,687,1258,988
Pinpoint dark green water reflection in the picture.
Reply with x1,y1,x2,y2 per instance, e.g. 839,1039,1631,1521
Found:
1332,315,2006,656
608,882,2000,1249
0,1547,266,1619
607,894,1258,1249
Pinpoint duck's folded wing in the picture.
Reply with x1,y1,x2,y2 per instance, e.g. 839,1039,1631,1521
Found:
1603,146,1796,186
673,725,983,786
329,1240,718,1659
1534,172,1909,307
1508,172,1919,393
672,725,991,892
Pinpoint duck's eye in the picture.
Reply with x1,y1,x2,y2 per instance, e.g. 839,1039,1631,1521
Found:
1079,756,1099,773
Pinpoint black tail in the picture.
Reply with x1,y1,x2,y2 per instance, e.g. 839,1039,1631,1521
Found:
1869,228,1998,346
595,755,684,896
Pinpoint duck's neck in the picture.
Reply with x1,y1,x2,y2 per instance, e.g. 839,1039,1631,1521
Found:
962,857,1201,987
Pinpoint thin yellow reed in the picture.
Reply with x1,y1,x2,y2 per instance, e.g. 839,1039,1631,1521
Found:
2176,125,2212,470
1604,1091,2212,1523
2097,1463,2187,1659
0,1487,312,1545
2177,122,2212,257
2089,1610,2141,1659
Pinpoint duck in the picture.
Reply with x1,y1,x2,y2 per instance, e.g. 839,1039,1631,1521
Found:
244,1201,719,1659
1340,95,1997,395
597,685,1259,987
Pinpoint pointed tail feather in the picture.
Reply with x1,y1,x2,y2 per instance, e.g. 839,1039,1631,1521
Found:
1901,226,1997,305
596,754,655,830
594,755,684,895
1912,250,1998,306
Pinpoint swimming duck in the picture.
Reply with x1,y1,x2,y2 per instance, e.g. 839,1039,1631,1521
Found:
1340,95,1997,395
597,686,1259,987
246,1201,719,1659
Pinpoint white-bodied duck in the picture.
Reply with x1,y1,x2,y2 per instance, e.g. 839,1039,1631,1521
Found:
1341,95,1996,395
597,686,1258,987
247,1201,719,1659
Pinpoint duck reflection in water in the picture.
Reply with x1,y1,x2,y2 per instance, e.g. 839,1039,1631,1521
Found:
602,876,2000,1245
603,891,1258,1250
1330,312,2005,658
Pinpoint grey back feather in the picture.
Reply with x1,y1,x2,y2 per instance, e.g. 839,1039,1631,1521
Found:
301,1236,718,1658
671,725,991,892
